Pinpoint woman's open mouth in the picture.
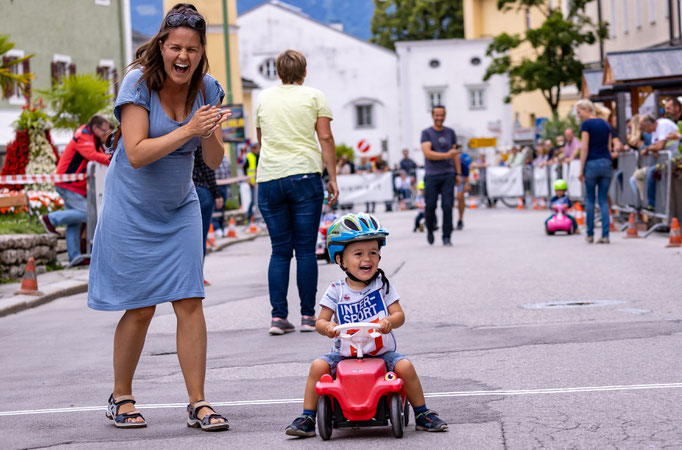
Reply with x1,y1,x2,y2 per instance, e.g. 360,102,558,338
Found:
173,63,189,75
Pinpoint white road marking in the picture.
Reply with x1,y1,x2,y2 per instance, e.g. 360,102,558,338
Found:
2,382,682,417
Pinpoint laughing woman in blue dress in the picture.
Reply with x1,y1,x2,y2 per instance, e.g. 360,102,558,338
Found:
88,3,229,431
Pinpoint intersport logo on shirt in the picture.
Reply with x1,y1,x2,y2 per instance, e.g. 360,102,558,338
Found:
337,290,385,324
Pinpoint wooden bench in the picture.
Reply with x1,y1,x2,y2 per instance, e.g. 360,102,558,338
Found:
0,192,37,222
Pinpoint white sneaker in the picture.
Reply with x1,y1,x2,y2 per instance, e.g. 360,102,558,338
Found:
214,228,224,239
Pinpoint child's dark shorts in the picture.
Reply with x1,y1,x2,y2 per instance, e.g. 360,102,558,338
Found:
317,351,407,378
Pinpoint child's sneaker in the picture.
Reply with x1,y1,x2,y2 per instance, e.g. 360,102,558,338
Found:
415,410,448,432
285,415,316,437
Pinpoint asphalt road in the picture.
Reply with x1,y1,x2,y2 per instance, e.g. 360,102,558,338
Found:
1,207,681,449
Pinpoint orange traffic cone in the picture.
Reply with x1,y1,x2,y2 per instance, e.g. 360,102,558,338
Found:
400,199,407,211
624,212,640,238
666,217,681,248
206,224,216,248
574,203,585,226
609,211,617,232
248,216,259,234
539,198,547,209
226,217,237,238
469,196,477,209
15,257,43,296
517,197,524,210
532,198,539,210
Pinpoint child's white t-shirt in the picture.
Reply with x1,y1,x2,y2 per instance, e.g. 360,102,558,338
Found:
320,277,399,357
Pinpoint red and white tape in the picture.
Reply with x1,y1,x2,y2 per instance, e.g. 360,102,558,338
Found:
0,174,87,184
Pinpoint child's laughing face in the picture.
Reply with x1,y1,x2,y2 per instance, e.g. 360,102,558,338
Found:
338,240,380,283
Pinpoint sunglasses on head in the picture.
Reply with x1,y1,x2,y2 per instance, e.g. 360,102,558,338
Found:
166,12,206,31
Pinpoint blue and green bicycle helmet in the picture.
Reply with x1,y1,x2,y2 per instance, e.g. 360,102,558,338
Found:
326,212,389,264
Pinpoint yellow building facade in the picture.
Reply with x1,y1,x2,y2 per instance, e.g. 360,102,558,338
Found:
463,0,576,128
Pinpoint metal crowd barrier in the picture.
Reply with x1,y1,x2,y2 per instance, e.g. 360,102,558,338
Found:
641,151,673,237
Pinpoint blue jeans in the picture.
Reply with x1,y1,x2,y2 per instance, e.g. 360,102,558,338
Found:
584,158,613,238
646,166,657,208
318,351,406,378
49,187,86,262
196,186,215,258
211,185,228,231
258,173,324,319
424,172,455,238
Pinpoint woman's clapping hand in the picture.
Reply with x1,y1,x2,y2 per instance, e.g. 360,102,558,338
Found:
186,105,231,138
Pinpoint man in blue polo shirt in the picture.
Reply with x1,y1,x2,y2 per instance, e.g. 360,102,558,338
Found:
420,105,461,246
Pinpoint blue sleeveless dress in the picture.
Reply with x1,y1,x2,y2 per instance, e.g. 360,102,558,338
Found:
88,68,225,311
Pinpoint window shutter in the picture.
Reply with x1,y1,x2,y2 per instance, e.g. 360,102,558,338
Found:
2,56,12,98
96,65,104,78
68,62,76,75
22,59,31,99
51,61,59,85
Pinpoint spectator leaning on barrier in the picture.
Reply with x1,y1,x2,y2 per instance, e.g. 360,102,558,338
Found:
399,148,417,179
577,99,613,244
563,128,581,161
40,114,112,264
420,104,461,247
356,155,376,213
255,49,338,336
212,154,230,237
632,114,680,211
88,4,230,430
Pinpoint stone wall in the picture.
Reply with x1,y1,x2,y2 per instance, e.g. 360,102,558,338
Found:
0,234,57,280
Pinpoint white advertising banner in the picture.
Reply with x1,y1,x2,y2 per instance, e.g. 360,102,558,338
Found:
486,166,524,198
566,159,583,199
533,166,549,197
337,172,394,202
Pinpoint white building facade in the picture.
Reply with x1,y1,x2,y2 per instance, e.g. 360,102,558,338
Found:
395,39,513,163
237,2,401,164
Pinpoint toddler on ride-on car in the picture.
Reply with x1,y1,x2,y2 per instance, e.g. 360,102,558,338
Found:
285,212,448,437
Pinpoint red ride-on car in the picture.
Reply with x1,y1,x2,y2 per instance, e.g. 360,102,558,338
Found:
315,323,409,440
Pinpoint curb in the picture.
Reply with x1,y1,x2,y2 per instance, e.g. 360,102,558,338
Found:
0,234,263,318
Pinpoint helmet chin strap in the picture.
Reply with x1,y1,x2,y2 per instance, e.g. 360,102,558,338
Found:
339,255,381,286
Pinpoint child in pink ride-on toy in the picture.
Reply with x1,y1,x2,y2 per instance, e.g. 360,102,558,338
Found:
545,179,579,232
285,212,448,437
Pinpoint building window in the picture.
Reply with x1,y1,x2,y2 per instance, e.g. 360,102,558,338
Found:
427,90,445,111
51,54,74,84
97,59,118,99
468,87,486,110
355,104,373,128
258,58,277,80
429,59,440,68
610,0,617,37
2,49,29,105
622,0,629,34
648,0,656,23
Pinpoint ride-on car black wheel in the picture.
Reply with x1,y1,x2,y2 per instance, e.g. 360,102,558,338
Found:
389,393,404,438
404,398,410,426
317,395,332,440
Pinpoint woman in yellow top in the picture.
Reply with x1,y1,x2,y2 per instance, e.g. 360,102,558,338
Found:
256,49,339,335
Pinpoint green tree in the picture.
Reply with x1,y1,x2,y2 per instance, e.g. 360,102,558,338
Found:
370,0,464,51
484,0,608,116
336,143,355,162
38,74,112,130
0,35,34,98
